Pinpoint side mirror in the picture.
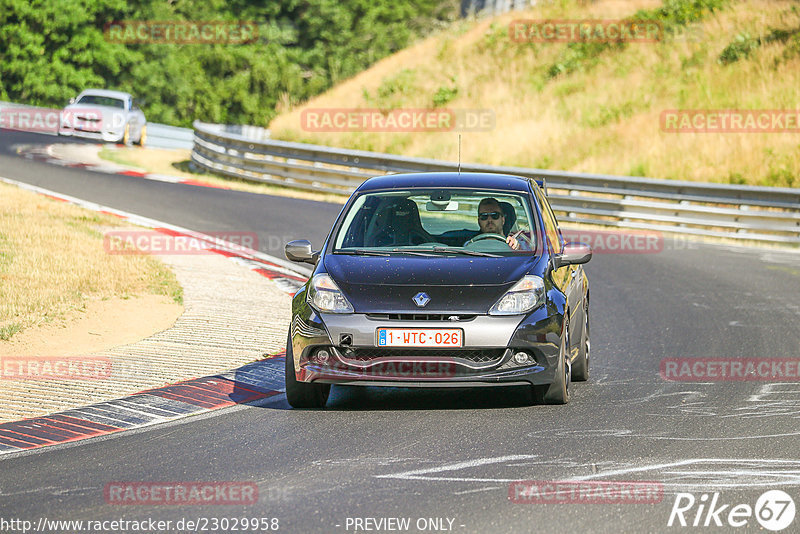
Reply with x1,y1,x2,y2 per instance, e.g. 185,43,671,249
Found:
285,239,319,265
553,243,592,269
68,98,75,105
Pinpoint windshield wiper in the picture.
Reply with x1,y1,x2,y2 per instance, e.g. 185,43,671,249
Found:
335,249,392,256
336,247,499,258
337,249,437,257
388,248,438,257
430,246,501,258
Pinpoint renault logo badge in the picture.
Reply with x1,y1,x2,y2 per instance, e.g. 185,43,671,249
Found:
413,292,430,307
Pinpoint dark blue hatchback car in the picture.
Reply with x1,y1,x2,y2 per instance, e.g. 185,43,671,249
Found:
284,172,592,408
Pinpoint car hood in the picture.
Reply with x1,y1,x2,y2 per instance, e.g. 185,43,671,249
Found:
63,105,126,126
64,104,125,114
324,254,539,313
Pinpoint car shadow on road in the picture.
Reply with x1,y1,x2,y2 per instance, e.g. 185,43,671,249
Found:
230,354,560,411
227,353,288,407
323,383,537,411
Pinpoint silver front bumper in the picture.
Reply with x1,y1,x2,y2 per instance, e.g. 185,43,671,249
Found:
291,309,560,386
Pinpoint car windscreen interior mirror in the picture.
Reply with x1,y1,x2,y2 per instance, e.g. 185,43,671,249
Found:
426,191,456,211
425,200,459,211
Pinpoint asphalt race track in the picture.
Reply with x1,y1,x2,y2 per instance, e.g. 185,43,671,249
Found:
1,130,800,533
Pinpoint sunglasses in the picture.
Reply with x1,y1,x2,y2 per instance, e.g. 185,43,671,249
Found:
478,211,502,221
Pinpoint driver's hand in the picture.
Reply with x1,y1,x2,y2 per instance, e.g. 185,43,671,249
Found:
506,235,519,250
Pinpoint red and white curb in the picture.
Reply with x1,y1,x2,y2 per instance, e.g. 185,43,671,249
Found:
0,353,286,455
0,176,312,455
15,143,229,189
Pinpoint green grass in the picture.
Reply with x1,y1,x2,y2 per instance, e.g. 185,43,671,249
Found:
149,262,185,305
0,323,22,341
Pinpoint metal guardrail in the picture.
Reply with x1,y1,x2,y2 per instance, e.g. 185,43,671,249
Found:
145,123,193,149
191,121,800,245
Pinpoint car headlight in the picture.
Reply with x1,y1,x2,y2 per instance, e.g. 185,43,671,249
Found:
488,275,545,315
307,274,354,314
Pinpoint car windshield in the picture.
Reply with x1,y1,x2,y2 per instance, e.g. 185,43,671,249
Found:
76,95,125,109
333,189,539,255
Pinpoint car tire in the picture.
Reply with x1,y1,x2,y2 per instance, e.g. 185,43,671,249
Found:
571,300,590,382
284,334,330,409
533,317,571,405
135,124,147,146
122,123,131,146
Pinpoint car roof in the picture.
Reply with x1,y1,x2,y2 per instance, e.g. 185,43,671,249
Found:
77,89,132,100
355,172,533,193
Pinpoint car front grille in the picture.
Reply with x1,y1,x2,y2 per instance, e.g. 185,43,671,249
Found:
366,313,476,322
335,347,506,364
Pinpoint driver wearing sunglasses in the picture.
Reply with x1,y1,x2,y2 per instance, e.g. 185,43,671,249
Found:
473,197,520,250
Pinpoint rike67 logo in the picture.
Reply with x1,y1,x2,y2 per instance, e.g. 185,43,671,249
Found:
668,490,796,531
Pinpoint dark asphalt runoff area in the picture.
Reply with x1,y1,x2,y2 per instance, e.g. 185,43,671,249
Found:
1,130,800,534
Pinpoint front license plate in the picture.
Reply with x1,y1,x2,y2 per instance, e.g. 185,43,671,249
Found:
376,328,463,348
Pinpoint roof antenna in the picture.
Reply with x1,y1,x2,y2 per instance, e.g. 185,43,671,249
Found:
457,134,462,175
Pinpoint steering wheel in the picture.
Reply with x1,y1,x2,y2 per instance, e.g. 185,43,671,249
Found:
464,233,510,247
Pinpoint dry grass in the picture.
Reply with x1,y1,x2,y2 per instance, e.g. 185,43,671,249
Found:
99,146,346,204
269,0,800,187
0,182,182,341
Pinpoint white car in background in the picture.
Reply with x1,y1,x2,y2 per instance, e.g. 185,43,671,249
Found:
59,89,146,145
